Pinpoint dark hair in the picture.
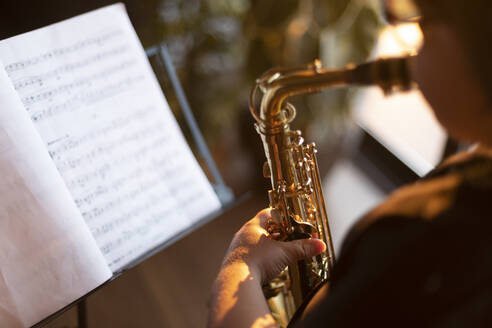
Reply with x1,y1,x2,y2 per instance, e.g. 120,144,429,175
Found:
416,0,492,99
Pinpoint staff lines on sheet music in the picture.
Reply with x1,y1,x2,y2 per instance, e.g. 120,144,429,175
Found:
82,188,144,224
75,167,144,211
12,45,131,91
75,159,183,219
100,203,180,261
4,30,124,74
108,168,144,193
21,59,138,106
105,235,149,267
69,138,175,209
109,250,138,267
100,230,134,258
53,132,171,175
66,135,183,202
92,196,176,255
52,121,172,175
114,133,177,166
86,198,149,232
77,160,187,232
47,106,155,158
74,184,110,208
89,193,176,239
66,163,111,190
55,144,113,174
99,182,207,266
169,177,212,208
57,115,171,156
30,74,145,121
70,128,184,208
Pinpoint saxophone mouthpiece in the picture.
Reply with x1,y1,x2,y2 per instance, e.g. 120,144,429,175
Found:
350,55,416,95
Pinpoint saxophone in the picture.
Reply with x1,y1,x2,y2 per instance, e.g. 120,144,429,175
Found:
249,55,415,327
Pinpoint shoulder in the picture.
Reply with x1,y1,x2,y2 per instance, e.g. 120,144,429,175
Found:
342,145,492,251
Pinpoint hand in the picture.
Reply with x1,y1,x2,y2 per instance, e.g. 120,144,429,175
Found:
222,208,326,284
208,208,326,328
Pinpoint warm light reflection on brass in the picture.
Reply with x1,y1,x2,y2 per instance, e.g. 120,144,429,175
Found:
385,0,421,23
250,55,415,326
392,23,423,50
251,315,278,328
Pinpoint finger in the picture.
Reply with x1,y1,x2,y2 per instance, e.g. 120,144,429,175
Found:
256,208,273,228
256,208,285,240
279,238,326,262
257,207,283,229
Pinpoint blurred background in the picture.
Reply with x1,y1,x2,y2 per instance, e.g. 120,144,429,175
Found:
0,0,390,195
1,1,449,327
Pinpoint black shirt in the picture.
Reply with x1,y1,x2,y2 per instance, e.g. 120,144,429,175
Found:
296,147,492,327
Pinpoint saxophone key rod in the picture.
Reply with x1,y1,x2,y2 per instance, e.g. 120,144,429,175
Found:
251,54,416,327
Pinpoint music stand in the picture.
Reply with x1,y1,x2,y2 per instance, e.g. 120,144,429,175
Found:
33,42,235,328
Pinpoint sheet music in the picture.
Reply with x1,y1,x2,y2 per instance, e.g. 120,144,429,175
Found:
0,4,221,272
0,61,112,327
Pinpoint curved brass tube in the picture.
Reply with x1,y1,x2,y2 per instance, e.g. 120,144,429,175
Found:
249,55,415,327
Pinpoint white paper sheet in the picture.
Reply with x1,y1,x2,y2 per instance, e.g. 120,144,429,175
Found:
0,62,112,327
0,4,221,272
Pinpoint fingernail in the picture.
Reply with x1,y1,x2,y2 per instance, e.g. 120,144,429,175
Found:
308,238,326,254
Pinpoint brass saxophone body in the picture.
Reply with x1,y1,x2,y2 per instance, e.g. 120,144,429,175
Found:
250,56,414,326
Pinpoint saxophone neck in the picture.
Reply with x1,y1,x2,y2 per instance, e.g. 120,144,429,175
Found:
350,55,415,93
251,55,416,131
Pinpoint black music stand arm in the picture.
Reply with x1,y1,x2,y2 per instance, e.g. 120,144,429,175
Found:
146,44,234,205
77,300,88,328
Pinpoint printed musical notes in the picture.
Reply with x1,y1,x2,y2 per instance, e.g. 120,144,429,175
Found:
0,5,221,272
4,30,123,74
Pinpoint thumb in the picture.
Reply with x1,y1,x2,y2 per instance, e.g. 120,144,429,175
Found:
279,238,326,262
